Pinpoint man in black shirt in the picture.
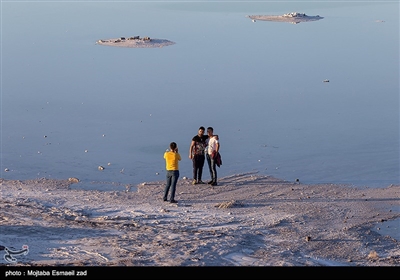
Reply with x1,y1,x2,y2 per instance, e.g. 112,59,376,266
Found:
189,126,208,185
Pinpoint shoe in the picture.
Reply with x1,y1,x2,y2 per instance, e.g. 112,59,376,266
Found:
207,180,213,184
198,180,205,184
170,200,178,203
211,182,217,186
163,198,167,202
192,180,198,185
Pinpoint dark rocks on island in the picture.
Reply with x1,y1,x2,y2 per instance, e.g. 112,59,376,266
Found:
127,36,151,41
103,36,152,44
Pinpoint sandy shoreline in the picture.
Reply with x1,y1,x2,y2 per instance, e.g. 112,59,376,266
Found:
0,172,399,269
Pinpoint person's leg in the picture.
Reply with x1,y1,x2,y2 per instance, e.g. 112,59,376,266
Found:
211,157,217,185
198,155,205,183
206,154,213,183
170,170,179,201
163,171,172,201
192,157,198,184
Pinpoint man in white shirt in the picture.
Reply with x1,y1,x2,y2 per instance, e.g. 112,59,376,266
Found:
205,127,220,186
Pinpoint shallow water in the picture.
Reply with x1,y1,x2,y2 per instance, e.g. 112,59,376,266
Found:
1,1,399,190
373,218,400,241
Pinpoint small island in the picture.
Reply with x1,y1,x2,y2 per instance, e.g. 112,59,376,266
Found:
247,12,324,24
96,36,175,48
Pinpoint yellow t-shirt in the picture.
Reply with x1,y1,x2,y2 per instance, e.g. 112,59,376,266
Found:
164,151,181,171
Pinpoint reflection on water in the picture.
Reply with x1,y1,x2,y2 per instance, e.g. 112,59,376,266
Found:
1,1,398,189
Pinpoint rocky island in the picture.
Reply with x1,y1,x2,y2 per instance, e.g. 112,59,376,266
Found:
247,12,324,24
96,36,175,48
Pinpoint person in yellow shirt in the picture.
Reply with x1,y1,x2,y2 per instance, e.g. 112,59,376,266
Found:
163,142,181,203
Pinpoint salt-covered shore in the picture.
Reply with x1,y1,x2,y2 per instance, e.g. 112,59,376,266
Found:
0,172,399,271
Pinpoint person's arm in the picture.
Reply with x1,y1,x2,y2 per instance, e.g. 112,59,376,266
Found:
215,142,220,153
189,140,195,159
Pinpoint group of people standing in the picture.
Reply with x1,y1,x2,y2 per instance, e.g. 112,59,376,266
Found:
163,126,220,203
189,126,220,186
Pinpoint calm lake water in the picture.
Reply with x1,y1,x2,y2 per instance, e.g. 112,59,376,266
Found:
1,1,399,190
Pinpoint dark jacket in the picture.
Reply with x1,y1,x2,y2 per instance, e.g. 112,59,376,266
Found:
212,151,222,167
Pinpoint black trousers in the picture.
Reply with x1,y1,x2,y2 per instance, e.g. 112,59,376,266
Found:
192,154,205,181
206,153,217,183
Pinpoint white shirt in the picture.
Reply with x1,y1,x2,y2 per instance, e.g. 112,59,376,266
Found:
207,136,219,155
